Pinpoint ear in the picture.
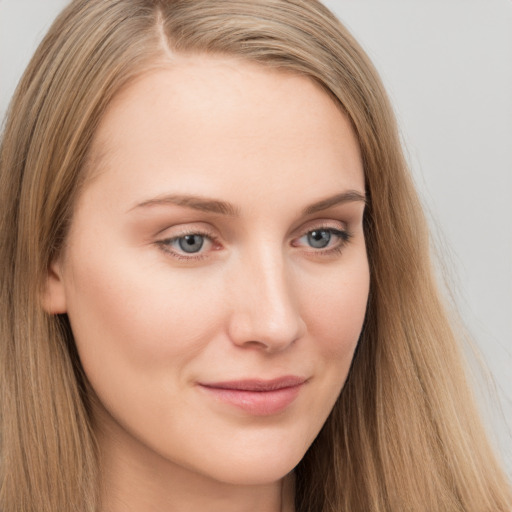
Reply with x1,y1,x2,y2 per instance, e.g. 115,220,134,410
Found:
41,258,68,314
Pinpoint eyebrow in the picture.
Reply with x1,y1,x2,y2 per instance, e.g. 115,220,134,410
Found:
301,190,366,215
130,190,366,216
131,194,240,216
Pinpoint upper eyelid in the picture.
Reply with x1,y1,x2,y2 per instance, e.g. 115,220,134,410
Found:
156,223,217,239
160,230,218,250
156,219,348,241
159,226,349,251
292,219,348,237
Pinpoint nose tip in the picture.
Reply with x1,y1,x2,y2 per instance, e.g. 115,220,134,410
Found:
229,307,306,353
227,260,306,352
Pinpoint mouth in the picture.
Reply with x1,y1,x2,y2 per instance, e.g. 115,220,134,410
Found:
198,376,307,416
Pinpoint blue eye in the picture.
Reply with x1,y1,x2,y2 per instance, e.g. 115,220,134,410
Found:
294,227,350,253
177,234,205,253
307,230,332,249
157,232,214,259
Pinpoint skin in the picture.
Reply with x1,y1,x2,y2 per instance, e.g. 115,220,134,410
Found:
45,55,369,512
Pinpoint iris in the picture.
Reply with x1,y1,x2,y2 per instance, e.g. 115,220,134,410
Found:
307,230,331,249
178,234,205,253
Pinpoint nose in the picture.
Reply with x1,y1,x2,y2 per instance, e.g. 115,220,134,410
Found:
226,249,306,352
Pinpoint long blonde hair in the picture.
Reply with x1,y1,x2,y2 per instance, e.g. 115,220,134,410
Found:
0,1,510,511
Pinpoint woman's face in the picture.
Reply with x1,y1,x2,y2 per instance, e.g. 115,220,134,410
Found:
46,56,369,485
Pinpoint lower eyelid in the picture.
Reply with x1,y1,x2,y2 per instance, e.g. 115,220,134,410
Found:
156,225,351,259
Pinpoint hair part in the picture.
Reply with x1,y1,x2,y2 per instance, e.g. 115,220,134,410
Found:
1,1,510,511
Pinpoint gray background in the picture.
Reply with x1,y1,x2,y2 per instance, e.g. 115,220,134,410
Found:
1,0,510,476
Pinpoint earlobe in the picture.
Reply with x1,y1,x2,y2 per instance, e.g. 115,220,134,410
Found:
41,260,68,314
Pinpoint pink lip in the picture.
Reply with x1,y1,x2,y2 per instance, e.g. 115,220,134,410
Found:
198,376,306,416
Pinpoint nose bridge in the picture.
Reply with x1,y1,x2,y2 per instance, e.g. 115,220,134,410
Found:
227,242,305,351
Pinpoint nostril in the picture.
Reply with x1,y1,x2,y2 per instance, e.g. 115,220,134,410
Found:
244,340,277,350
227,307,305,353
226,257,305,351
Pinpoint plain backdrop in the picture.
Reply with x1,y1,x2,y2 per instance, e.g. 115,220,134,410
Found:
1,0,511,476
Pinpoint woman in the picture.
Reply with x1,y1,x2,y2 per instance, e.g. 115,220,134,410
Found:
0,0,510,511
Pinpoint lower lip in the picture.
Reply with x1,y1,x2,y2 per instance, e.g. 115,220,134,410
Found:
199,384,304,416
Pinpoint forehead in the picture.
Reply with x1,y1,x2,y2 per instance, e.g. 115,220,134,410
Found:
84,55,364,209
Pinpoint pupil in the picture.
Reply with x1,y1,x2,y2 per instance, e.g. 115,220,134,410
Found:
179,235,204,253
308,230,330,249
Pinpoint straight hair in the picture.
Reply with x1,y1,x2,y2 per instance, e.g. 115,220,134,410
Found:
1,1,510,510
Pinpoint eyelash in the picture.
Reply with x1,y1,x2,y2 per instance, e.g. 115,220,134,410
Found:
293,226,352,257
156,229,220,262
156,225,352,261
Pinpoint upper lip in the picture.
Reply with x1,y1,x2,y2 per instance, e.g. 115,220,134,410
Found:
199,376,307,391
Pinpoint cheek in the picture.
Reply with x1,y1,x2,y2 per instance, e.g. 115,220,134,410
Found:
63,249,227,390
281,254,369,448
296,251,369,417
302,257,369,359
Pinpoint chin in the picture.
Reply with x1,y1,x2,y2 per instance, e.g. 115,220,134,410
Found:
184,441,308,486
209,460,300,486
